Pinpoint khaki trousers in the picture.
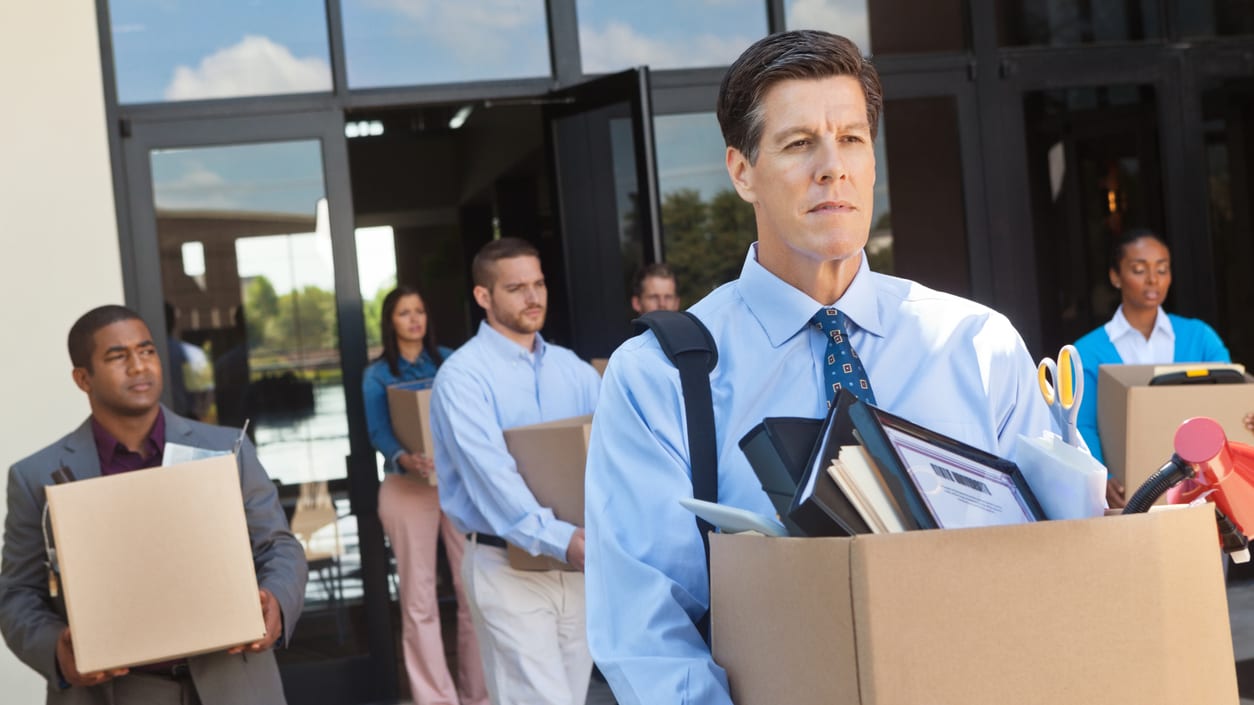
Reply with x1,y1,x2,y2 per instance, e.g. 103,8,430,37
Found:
461,539,590,705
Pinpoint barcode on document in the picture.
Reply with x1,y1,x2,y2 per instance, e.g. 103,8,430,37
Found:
930,463,991,495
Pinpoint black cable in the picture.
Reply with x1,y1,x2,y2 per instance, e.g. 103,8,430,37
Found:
1121,454,1195,514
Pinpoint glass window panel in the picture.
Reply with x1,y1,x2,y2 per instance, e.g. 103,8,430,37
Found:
1180,2,1254,38
655,111,894,302
995,0,1162,46
108,1,332,104
576,0,767,74
1202,77,1254,365
150,139,369,657
341,0,550,88
151,140,349,488
1021,85,1164,352
785,0,967,55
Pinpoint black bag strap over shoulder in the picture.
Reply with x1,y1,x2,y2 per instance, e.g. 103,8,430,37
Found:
633,310,719,643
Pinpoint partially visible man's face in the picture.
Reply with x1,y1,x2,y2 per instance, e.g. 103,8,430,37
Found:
727,75,876,271
72,319,163,418
476,255,548,337
632,275,680,314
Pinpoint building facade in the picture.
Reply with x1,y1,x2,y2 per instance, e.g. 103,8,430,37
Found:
4,1,1254,702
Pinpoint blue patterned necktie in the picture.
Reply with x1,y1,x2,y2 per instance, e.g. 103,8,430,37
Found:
811,308,877,407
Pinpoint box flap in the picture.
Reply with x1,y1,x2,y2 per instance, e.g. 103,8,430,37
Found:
46,455,264,672
849,506,1235,705
711,533,860,705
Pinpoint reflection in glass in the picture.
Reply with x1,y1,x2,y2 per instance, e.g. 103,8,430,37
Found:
1022,85,1163,352
151,141,349,488
1202,78,1254,365
654,112,892,303
609,118,645,299
576,0,767,74
341,0,550,88
785,0,967,55
995,0,1161,46
108,0,332,104
1180,2,1254,37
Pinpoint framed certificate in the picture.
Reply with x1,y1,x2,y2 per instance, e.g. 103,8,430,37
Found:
848,399,1046,530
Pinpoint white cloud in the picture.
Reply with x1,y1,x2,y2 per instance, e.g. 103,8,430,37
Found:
362,0,546,69
164,35,332,101
788,0,871,55
579,21,752,74
153,162,238,211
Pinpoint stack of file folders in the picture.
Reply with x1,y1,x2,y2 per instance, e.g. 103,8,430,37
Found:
735,390,1047,536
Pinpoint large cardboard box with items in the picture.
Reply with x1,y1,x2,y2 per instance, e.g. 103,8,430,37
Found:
1098,364,1254,498
386,381,437,486
502,415,593,571
710,505,1236,705
45,454,266,673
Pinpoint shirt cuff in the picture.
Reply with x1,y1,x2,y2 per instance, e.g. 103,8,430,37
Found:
540,521,578,562
390,449,405,469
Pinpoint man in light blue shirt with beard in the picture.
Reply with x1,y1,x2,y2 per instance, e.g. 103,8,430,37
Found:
431,237,601,705
584,30,1059,705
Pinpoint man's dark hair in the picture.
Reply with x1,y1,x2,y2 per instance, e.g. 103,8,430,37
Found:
378,284,444,377
471,237,541,289
1110,226,1170,272
632,262,677,297
68,305,145,370
717,30,883,164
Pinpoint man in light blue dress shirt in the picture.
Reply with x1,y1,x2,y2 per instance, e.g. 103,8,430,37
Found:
584,31,1059,705
430,237,602,705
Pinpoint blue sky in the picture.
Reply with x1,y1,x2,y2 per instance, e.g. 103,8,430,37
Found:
110,1,872,101
110,0,332,103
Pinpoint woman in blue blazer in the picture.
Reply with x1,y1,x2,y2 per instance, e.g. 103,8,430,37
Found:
1073,228,1230,506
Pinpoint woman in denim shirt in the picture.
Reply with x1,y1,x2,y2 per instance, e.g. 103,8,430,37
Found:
362,285,487,705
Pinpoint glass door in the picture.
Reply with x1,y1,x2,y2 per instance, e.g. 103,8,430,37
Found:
120,111,397,704
546,67,663,359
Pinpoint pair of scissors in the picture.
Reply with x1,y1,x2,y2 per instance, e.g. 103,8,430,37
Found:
1037,345,1084,447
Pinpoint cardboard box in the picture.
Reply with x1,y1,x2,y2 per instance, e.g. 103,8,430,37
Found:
1098,364,1254,499
710,505,1235,705
386,381,437,486
502,415,592,571
591,358,609,376
45,454,265,673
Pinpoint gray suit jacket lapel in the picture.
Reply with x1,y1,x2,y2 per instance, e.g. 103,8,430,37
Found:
162,406,198,448
57,418,103,483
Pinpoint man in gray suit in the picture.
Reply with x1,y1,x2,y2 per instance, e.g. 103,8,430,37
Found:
0,305,308,704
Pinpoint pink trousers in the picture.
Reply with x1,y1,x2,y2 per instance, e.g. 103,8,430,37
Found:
378,474,488,705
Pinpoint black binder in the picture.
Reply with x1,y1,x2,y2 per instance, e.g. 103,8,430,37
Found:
739,417,823,536
786,391,873,537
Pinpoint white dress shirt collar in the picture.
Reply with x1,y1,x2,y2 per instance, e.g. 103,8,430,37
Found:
736,245,885,348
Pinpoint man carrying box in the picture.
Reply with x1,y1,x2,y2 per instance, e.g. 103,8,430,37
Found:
584,30,1060,705
430,237,601,705
0,305,307,705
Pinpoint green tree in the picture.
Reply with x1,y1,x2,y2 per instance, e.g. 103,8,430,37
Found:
242,276,279,348
362,282,393,350
270,285,338,353
663,187,756,304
